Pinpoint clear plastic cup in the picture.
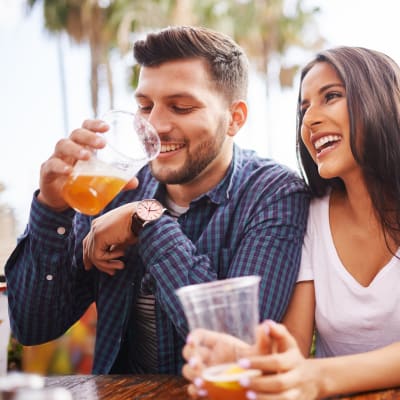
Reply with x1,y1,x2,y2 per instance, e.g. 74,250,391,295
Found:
176,276,261,400
62,110,160,215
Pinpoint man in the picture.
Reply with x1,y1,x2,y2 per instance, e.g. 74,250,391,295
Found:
5,26,309,375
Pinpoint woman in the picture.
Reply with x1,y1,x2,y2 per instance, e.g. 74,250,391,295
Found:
182,46,400,399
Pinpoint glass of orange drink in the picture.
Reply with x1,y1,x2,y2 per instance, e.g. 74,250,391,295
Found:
62,110,160,215
176,276,261,399
202,363,261,400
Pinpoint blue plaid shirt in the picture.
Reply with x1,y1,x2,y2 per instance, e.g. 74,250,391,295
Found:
5,145,309,375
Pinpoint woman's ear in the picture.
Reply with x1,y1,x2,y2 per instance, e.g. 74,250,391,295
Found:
227,100,248,137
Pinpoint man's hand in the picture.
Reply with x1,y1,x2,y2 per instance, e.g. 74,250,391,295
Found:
38,119,108,211
83,202,139,275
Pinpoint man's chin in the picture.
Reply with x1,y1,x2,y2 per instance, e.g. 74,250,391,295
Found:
150,166,197,185
150,165,182,185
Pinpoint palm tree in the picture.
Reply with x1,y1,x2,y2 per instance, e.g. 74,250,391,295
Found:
191,0,322,90
28,0,321,112
27,0,163,116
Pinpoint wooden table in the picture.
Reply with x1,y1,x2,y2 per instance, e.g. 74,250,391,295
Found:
44,374,400,400
45,374,189,399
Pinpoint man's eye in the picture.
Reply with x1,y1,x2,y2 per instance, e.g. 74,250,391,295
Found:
137,105,152,113
172,106,194,114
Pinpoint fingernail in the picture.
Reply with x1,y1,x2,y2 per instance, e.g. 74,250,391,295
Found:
95,134,107,145
98,122,109,129
239,376,250,387
246,390,257,400
238,358,251,369
198,389,208,397
189,357,198,368
186,334,193,344
266,319,277,326
79,149,90,158
194,377,204,388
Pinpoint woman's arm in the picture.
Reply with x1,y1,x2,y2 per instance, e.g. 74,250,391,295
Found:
241,322,400,399
313,342,400,397
283,280,315,357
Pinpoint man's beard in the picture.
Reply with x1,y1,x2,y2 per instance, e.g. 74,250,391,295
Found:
150,130,227,185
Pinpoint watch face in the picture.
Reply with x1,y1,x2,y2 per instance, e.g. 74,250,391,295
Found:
136,199,164,221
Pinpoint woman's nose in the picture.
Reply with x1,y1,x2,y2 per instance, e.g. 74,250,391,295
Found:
302,105,322,129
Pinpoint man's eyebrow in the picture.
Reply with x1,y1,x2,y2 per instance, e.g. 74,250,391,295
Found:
134,92,198,100
135,92,148,100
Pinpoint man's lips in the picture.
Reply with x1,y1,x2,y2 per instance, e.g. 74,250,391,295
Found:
160,143,185,153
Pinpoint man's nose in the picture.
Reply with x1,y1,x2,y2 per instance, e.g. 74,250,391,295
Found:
147,106,172,134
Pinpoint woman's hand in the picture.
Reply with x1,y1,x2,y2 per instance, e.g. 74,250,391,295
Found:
239,321,321,400
182,328,252,398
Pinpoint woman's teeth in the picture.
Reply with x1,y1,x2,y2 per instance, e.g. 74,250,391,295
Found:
314,135,341,151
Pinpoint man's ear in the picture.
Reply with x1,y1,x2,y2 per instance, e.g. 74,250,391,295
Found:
227,100,248,137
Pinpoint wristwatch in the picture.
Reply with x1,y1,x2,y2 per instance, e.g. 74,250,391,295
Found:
131,199,166,236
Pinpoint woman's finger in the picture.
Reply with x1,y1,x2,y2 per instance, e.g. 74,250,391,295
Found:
243,347,302,373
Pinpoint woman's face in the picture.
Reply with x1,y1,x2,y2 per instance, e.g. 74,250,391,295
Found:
300,61,360,183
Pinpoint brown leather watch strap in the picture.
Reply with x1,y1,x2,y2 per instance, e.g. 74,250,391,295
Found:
131,212,144,236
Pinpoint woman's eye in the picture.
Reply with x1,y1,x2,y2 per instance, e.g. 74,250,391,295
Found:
325,92,342,102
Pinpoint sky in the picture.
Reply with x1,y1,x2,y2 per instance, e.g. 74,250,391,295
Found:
1,0,400,233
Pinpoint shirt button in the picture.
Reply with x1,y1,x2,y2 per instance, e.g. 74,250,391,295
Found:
46,274,54,281
57,226,66,235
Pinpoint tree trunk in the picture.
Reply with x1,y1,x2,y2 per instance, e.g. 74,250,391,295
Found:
88,4,104,117
89,41,100,117
105,57,114,110
171,0,194,25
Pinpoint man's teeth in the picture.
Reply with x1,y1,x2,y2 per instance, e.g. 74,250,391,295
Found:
160,144,184,153
314,135,341,151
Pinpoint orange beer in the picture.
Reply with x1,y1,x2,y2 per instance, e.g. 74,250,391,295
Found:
62,174,127,215
202,363,261,400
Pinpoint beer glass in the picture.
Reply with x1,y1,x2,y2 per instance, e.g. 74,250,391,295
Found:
176,276,261,400
62,110,160,215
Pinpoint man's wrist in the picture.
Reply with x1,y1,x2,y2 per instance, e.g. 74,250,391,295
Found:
130,199,166,236
37,190,71,213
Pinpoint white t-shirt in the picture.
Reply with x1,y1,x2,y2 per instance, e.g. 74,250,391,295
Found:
298,195,400,358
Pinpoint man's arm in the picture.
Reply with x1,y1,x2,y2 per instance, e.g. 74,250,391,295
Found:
80,167,309,340
139,178,310,338
5,194,95,345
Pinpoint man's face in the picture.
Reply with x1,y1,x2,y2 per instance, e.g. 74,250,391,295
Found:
134,58,232,185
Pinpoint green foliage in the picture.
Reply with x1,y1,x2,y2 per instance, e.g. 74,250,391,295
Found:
193,0,321,75
130,64,141,90
26,0,323,106
8,335,23,371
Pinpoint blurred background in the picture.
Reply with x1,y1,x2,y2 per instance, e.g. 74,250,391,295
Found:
1,0,400,375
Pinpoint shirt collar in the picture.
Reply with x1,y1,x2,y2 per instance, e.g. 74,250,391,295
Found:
200,144,242,205
149,144,245,206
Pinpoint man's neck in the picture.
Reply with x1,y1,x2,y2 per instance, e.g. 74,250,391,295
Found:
166,143,233,207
